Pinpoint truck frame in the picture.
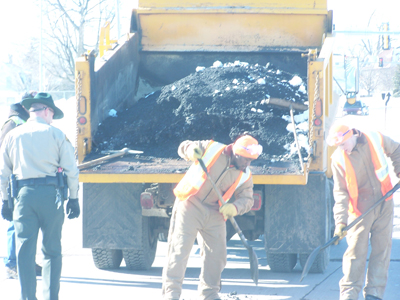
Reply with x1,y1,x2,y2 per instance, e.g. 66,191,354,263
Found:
75,0,340,273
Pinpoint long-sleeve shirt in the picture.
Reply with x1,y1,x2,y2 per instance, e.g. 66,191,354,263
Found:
178,140,254,215
331,131,400,225
0,116,79,199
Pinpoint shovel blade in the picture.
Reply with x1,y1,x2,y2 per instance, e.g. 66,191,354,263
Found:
248,247,259,285
299,245,321,282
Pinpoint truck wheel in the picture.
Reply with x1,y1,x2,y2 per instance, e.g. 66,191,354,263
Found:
123,217,158,270
91,248,123,269
299,248,329,273
267,253,297,273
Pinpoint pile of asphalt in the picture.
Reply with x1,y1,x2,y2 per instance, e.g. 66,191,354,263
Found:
92,61,309,162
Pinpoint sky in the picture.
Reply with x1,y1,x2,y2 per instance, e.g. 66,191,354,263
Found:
328,0,400,31
0,0,134,63
1,0,399,63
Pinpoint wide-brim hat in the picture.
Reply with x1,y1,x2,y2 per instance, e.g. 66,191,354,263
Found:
21,92,64,119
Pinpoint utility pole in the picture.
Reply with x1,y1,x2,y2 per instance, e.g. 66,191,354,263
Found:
39,0,44,91
116,0,120,39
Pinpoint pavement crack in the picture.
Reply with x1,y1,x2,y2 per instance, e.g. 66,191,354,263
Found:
299,264,342,300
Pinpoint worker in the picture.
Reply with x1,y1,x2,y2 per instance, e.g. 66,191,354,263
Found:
0,92,80,300
327,122,400,300
162,134,262,300
1,92,43,279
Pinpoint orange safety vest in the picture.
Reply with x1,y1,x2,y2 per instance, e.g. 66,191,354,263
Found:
332,131,393,217
173,140,252,204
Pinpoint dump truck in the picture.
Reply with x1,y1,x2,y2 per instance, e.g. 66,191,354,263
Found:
75,0,342,273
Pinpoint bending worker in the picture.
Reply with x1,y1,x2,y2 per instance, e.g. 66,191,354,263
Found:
327,122,400,300
162,134,262,300
0,92,80,300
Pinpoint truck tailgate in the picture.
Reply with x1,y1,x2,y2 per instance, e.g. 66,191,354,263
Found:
79,154,307,185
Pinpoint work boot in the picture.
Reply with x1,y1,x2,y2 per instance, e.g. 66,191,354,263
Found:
35,263,42,276
365,295,382,300
5,266,18,279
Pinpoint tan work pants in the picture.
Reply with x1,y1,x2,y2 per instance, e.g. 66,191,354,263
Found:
340,199,394,300
162,197,227,300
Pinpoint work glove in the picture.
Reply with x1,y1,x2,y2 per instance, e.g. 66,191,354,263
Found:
66,198,80,219
219,203,238,219
333,223,347,245
1,200,13,222
187,144,203,161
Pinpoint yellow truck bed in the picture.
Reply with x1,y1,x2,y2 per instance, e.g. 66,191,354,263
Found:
79,154,307,184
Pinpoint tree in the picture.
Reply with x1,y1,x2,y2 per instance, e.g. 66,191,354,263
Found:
393,65,400,97
41,0,116,89
341,11,397,96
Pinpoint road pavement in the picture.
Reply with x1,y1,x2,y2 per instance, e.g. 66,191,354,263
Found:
0,189,399,300
1,96,400,299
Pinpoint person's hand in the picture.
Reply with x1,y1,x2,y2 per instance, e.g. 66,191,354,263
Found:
333,223,347,245
219,203,238,219
1,200,12,221
66,198,80,219
187,144,203,161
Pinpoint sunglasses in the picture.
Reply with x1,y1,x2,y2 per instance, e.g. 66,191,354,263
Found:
30,106,54,114
329,129,351,146
239,144,263,156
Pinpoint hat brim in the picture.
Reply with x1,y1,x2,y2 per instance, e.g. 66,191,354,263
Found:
22,98,64,119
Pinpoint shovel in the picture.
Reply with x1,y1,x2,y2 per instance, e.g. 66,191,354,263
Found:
198,158,259,285
78,148,143,170
300,181,400,282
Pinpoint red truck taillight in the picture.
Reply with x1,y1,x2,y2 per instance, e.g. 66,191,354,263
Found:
251,192,262,211
140,192,154,209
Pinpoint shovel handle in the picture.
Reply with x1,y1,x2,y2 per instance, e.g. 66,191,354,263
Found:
198,159,246,240
300,181,400,282
78,148,137,170
198,158,259,285
344,181,400,232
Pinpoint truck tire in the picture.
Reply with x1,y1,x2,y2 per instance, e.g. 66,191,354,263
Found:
267,253,297,273
299,248,330,273
123,217,157,270
91,248,123,269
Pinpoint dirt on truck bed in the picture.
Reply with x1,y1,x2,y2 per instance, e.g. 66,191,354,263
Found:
84,61,310,174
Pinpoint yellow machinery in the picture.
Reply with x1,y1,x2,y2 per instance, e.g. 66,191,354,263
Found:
75,0,341,273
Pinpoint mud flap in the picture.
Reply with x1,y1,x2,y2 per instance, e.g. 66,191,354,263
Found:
82,182,144,249
264,173,331,255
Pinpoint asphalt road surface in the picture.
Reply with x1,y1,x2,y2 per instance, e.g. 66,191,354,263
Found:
0,188,399,300
1,96,400,299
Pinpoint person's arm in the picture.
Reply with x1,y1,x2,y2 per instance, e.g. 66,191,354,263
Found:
381,133,400,177
57,132,79,199
0,138,13,200
331,160,350,225
0,120,16,148
178,140,210,161
230,177,254,215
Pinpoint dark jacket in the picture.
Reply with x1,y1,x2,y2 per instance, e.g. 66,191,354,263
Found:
0,103,30,147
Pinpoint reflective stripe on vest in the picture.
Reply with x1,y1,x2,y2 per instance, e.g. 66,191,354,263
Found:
1,116,26,131
173,141,252,202
364,131,393,202
173,141,226,201
220,166,252,205
9,116,25,126
333,131,393,217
